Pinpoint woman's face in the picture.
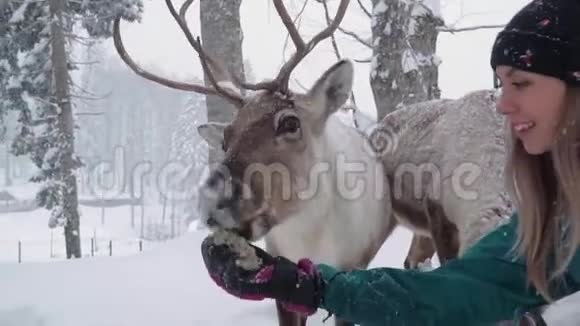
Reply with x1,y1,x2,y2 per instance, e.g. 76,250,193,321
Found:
495,65,568,155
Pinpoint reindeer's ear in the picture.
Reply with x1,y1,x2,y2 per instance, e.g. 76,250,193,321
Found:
197,122,227,150
304,59,354,120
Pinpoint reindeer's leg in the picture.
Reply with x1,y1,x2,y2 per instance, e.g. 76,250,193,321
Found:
267,242,295,326
403,234,436,269
391,199,434,270
424,199,460,265
275,301,306,326
267,239,307,326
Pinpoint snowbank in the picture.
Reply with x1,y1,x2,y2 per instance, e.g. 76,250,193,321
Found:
0,223,413,326
0,230,275,326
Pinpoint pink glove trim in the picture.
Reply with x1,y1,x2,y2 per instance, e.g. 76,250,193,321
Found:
253,265,274,283
297,259,317,277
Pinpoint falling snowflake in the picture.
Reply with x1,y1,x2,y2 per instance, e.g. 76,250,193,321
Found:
519,49,533,67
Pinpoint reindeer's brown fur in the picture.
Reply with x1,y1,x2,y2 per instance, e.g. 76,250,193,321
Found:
115,2,387,325
374,89,513,270
214,89,377,241
199,60,395,326
404,235,435,269
219,93,313,238
390,195,431,232
424,198,460,265
200,86,514,325
275,301,306,326
392,194,459,269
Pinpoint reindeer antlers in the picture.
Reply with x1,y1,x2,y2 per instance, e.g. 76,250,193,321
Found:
270,0,351,93
113,0,350,104
113,0,245,107
239,0,351,93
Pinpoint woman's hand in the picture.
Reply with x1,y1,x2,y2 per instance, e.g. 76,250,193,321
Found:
200,233,325,316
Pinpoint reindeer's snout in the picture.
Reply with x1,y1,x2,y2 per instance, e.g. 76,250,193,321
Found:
198,159,278,241
199,170,244,230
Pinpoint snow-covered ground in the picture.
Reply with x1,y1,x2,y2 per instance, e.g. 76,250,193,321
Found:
0,204,165,263
0,182,415,326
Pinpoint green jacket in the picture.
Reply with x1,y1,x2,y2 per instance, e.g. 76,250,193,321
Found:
316,213,580,325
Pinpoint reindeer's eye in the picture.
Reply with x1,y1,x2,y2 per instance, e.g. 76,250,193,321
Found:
276,115,301,136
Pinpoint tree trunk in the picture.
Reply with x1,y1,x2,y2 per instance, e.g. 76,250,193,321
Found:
4,143,11,186
200,0,244,164
48,0,82,259
370,0,443,120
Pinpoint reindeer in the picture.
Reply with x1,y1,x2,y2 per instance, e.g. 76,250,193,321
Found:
112,1,514,325
114,1,397,325
372,88,515,269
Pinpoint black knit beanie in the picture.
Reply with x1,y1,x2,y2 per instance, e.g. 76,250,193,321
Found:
490,0,580,86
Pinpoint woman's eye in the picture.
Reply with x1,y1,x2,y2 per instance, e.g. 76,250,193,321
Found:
512,81,530,88
277,116,301,134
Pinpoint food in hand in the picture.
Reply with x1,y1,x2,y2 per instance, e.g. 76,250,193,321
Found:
210,229,262,271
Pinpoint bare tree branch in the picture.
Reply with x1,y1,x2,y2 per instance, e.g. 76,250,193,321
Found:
68,60,100,66
410,1,505,35
319,0,342,60
74,112,105,116
338,26,372,49
356,0,371,18
68,80,110,101
444,2,504,31
439,24,505,33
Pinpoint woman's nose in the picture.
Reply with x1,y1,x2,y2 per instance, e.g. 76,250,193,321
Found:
495,91,517,115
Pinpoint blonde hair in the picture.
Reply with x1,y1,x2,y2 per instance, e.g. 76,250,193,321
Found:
505,87,580,302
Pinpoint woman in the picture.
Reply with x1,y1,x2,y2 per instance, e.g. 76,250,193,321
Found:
200,0,580,324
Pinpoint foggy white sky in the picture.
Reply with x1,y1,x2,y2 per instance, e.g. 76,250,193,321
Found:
100,0,529,119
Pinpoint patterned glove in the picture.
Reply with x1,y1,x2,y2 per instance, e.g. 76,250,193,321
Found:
200,233,325,316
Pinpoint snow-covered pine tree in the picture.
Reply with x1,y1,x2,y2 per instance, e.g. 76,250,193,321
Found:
1,2,52,186
168,93,208,232
0,4,11,143
0,0,142,258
